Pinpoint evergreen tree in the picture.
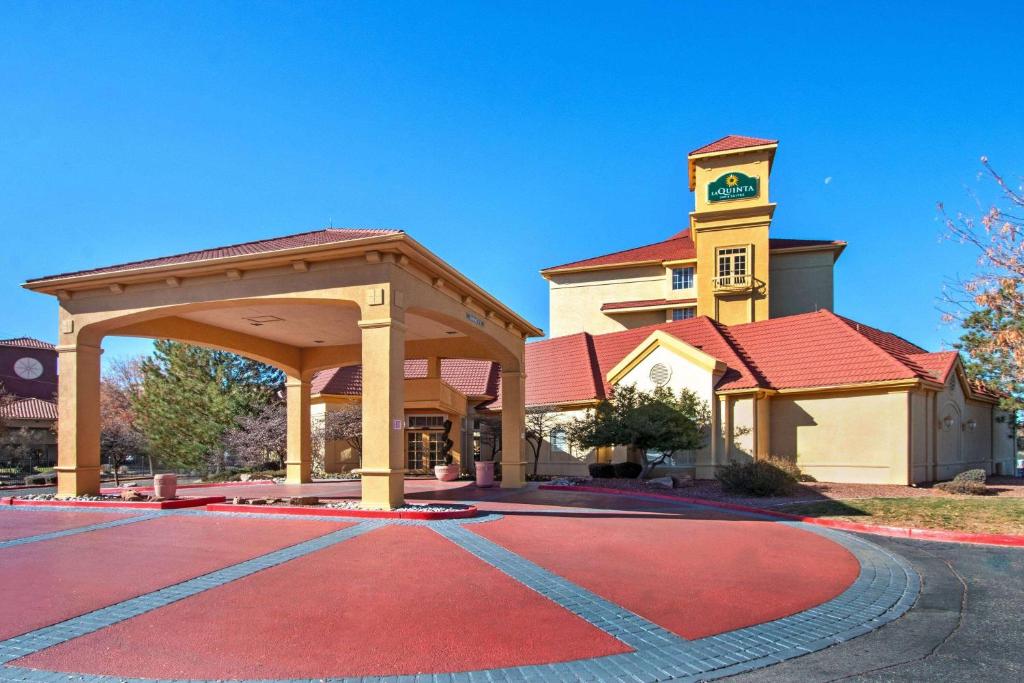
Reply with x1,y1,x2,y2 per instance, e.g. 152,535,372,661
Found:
132,341,283,473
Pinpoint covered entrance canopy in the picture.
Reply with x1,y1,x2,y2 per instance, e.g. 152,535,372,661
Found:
24,228,542,508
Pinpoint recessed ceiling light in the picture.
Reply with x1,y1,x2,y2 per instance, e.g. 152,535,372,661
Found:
244,315,284,324
313,340,325,344
445,330,458,335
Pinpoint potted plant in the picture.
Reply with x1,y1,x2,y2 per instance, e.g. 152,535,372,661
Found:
434,420,459,482
475,456,495,487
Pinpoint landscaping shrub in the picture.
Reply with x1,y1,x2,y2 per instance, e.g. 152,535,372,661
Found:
716,457,801,497
952,468,987,484
935,479,989,495
587,462,615,479
613,461,643,479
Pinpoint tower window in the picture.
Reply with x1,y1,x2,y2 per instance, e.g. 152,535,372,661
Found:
717,247,748,278
671,267,694,290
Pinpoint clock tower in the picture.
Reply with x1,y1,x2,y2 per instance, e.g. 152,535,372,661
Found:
688,135,777,325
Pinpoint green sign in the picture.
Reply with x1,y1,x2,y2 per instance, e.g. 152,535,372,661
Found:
707,171,759,203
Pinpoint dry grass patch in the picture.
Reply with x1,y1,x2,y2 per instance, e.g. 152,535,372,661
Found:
777,497,1024,536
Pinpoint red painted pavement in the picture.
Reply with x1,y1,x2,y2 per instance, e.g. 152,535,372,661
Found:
0,509,136,542
472,509,860,640
19,525,630,679
0,515,352,640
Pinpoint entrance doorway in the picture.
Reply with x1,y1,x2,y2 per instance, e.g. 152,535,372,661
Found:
406,415,446,471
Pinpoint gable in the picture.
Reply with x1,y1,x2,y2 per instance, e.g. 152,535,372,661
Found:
608,331,724,404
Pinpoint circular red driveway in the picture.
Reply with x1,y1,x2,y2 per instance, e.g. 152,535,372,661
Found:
1,481,871,681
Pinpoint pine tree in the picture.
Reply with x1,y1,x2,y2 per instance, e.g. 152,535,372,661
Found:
132,341,283,473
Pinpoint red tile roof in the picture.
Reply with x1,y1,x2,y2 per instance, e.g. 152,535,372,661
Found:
601,298,697,312
27,228,403,283
542,231,843,274
515,310,989,407
905,351,959,384
542,231,696,274
0,397,57,421
690,135,778,156
312,359,499,399
0,337,55,350
726,311,921,390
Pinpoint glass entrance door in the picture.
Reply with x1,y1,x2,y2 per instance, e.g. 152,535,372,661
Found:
406,431,444,470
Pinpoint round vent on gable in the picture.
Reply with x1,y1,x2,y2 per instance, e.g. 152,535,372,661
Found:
649,362,672,387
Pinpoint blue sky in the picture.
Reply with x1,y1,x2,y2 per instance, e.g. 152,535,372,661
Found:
2,2,1021,366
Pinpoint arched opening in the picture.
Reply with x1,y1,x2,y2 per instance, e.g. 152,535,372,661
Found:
26,230,539,508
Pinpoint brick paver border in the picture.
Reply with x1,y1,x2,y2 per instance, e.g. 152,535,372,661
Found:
0,505,918,682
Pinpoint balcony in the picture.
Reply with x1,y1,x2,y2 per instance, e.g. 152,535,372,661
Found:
712,274,753,292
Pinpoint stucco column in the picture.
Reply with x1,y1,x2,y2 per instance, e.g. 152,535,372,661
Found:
55,343,102,498
284,377,312,484
358,317,406,509
500,370,527,488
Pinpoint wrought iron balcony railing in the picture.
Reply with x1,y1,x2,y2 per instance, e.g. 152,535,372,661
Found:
712,273,753,291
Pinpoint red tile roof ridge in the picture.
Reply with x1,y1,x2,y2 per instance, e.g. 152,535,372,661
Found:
689,134,778,156
904,350,959,384
27,227,404,283
0,337,56,350
542,232,692,273
819,310,926,379
832,313,938,380
709,319,771,389
582,333,606,401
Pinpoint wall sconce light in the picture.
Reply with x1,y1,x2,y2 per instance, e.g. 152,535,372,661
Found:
965,419,978,432
941,415,955,430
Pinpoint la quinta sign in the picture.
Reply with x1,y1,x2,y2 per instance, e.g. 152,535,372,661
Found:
707,171,759,203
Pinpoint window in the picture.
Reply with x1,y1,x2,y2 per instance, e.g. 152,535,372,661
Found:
671,267,694,290
717,247,747,278
550,428,568,453
671,308,696,321
407,414,445,430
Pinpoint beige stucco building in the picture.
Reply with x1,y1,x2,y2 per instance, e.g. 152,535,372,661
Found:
515,135,1015,485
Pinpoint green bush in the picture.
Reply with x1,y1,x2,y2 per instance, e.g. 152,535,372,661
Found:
613,461,643,479
716,457,801,497
935,479,989,495
952,469,987,484
587,462,615,479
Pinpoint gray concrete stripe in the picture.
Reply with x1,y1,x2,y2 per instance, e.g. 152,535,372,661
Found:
0,512,161,549
431,521,688,652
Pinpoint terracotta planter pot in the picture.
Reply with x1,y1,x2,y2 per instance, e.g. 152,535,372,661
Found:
475,460,495,488
153,473,178,499
434,464,460,482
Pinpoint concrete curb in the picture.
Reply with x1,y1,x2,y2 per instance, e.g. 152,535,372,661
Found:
538,484,1024,548
1,496,226,510
205,502,479,520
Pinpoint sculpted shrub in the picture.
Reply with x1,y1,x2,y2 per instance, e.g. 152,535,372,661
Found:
935,479,989,495
952,468,987,484
716,457,802,497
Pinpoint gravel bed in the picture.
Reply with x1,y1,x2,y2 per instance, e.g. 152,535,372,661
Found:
322,500,471,512
11,493,124,502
